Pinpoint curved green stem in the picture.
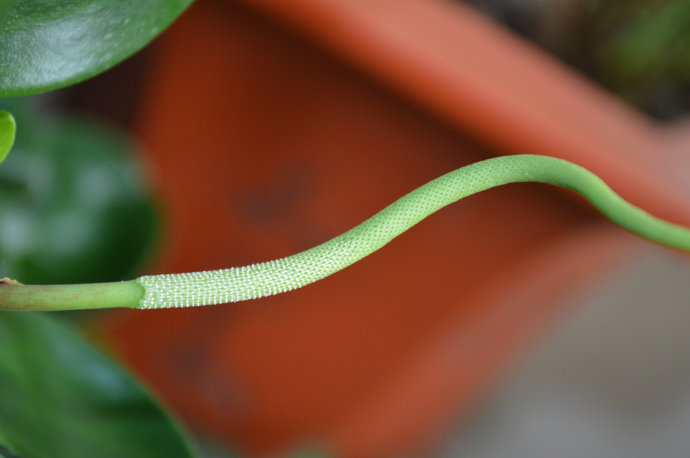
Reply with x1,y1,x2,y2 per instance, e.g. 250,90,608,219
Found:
1,154,688,311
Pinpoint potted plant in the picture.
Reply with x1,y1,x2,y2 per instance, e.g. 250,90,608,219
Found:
1,1,688,456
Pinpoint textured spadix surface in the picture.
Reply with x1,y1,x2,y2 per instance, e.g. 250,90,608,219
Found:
137,154,690,309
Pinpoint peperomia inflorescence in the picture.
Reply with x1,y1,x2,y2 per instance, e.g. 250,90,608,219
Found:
1,112,688,313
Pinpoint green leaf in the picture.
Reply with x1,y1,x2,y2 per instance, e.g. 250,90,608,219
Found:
0,312,197,458
0,98,158,284
0,111,15,164
0,0,193,97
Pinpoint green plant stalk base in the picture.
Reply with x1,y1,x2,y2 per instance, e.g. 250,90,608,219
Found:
0,280,143,311
1,154,688,311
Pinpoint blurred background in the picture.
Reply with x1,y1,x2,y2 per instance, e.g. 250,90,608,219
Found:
2,0,690,456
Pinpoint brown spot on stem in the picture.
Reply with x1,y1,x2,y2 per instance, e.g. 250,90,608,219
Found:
0,277,22,286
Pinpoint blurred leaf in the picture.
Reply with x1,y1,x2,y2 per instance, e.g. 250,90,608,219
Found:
598,1,690,102
460,0,690,119
0,0,193,97
0,111,15,164
0,311,196,458
0,98,158,284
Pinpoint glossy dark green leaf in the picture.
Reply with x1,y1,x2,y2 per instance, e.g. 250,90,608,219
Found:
0,0,193,96
0,98,158,284
0,312,196,458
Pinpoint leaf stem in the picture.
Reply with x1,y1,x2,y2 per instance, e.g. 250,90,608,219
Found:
0,280,143,311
